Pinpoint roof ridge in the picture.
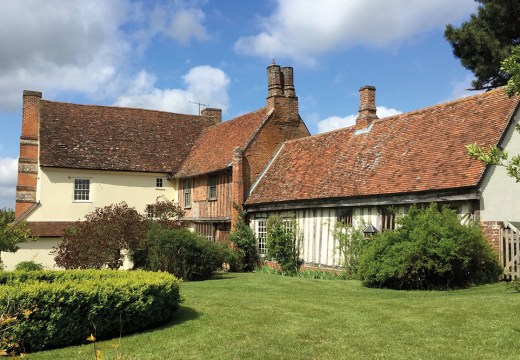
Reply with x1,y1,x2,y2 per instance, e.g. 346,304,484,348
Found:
41,99,203,118
206,106,267,129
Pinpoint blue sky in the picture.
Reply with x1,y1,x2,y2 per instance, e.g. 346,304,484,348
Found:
0,0,479,208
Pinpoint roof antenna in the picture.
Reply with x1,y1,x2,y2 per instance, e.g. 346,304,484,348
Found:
189,100,208,115
272,58,276,65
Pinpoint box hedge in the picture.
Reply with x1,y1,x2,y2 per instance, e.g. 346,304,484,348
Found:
0,270,181,353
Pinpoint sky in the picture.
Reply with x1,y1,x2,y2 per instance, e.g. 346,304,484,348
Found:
0,0,480,209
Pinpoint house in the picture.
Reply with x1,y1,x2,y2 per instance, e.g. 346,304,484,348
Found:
4,64,309,270
245,86,520,268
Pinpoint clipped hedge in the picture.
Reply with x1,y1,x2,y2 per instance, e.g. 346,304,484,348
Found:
0,270,181,353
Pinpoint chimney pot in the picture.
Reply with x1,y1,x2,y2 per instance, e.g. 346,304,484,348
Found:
267,64,283,98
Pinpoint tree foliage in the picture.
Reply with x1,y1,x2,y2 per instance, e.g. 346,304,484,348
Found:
445,0,520,90
53,202,147,269
0,209,32,266
227,205,260,272
502,45,520,97
266,215,300,274
332,220,369,278
359,204,502,290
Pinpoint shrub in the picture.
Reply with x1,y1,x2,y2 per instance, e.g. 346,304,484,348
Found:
227,206,260,272
359,204,502,290
332,221,369,278
507,278,520,293
53,202,147,269
15,261,44,271
0,270,181,353
266,215,300,274
145,228,223,281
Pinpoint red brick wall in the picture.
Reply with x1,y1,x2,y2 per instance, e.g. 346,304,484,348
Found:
16,91,42,217
480,221,503,254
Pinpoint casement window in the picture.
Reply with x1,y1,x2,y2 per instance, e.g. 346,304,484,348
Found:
146,204,156,219
156,178,163,188
73,179,90,201
256,219,267,255
337,208,353,227
183,178,192,208
208,174,218,200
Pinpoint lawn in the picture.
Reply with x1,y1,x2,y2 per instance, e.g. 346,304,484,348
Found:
29,273,519,359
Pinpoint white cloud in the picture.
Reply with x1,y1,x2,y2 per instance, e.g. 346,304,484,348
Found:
317,106,402,133
0,0,131,111
0,0,211,112
0,157,18,209
235,0,476,63
114,66,230,114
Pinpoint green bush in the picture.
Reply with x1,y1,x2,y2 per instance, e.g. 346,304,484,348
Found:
359,204,502,290
145,228,223,281
0,270,181,353
266,216,301,274
227,206,260,272
14,261,44,271
332,221,369,278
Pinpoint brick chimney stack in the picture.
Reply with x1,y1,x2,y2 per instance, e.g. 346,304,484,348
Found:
356,85,378,130
266,64,298,119
16,90,42,217
201,107,222,125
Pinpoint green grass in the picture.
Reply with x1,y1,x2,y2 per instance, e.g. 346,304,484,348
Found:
29,273,520,359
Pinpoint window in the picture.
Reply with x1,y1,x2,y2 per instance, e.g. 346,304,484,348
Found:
337,208,353,226
208,174,218,200
74,179,90,201
381,207,395,231
156,178,163,188
257,219,267,255
183,178,193,208
146,204,155,219
195,223,215,241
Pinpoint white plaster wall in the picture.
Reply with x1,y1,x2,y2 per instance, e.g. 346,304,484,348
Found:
479,110,520,223
28,167,178,221
1,238,62,270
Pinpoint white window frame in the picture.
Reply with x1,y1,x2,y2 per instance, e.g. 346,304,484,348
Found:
256,218,267,255
73,178,91,202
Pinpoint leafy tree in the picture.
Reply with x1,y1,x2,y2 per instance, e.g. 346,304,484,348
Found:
53,202,147,269
227,205,260,272
502,45,520,97
146,196,185,230
465,45,520,182
0,208,32,267
358,204,502,290
445,0,520,90
266,215,300,274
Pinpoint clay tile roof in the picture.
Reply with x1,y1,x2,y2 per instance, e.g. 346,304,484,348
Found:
39,101,213,173
27,221,75,237
246,89,519,205
175,107,269,177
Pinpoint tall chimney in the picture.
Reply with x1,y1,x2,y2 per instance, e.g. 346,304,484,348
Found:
281,67,295,97
201,107,222,125
267,64,283,98
356,85,378,130
16,90,42,217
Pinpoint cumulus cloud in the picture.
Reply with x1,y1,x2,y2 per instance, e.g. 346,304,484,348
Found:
235,0,476,63
0,157,18,209
114,66,230,114
317,106,402,133
0,0,131,111
0,0,211,112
